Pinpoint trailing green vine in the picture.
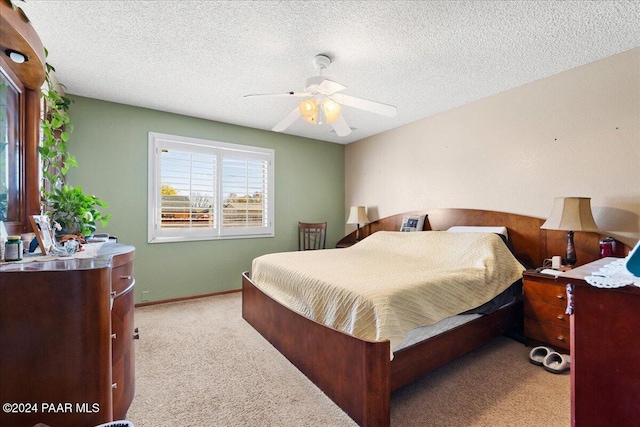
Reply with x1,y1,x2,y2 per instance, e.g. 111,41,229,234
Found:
39,55,77,190
37,52,110,236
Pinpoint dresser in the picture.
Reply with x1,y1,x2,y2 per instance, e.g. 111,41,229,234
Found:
0,243,136,427
562,259,640,427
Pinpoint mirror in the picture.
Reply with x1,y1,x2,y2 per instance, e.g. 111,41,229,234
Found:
0,68,22,225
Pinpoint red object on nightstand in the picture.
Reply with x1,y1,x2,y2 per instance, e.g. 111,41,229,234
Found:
599,237,615,258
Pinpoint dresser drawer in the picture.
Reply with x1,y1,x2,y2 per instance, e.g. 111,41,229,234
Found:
523,278,568,307
111,287,135,362
524,321,570,351
111,289,135,419
112,262,134,295
524,298,570,327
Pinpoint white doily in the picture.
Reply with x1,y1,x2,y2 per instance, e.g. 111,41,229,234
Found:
585,258,640,289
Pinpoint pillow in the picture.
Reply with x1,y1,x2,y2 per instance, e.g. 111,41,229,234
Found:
400,214,426,232
447,226,509,240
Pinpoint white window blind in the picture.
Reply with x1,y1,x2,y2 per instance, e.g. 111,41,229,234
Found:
160,147,216,231
148,132,274,243
221,155,269,233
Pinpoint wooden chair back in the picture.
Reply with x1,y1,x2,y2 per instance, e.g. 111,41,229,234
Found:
298,222,327,250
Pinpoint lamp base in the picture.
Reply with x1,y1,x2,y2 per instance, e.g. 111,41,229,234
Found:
566,230,576,267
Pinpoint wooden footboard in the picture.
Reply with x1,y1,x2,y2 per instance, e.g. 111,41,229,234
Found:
242,272,390,426
243,271,523,427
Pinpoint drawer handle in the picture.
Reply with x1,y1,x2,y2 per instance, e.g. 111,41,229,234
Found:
111,333,117,340
556,294,565,300
112,383,117,389
120,275,132,280
557,335,565,342
557,314,565,321
111,281,135,300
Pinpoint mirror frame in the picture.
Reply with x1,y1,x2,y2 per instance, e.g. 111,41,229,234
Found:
0,2,46,235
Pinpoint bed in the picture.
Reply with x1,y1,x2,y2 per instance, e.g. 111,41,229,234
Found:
242,208,613,426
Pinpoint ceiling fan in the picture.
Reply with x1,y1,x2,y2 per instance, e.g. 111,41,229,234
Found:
244,54,398,137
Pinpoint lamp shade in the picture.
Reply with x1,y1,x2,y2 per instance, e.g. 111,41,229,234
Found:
322,98,341,124
347,206,370,225
299,99,318,124
540,197,599,232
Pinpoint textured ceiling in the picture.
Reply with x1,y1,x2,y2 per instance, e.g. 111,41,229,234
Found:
18,1,640,144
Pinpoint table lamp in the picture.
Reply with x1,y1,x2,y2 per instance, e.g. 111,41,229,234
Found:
347,206,370,241
540,197,599,267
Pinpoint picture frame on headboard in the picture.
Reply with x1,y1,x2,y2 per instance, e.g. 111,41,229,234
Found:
29,215,56,255
400,214,426,232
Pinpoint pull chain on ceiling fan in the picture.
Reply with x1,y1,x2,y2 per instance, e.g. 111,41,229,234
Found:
244,54,398,137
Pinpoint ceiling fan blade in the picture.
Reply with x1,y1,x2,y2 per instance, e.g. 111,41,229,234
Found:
272,107,301,132
316,79,346,95
331,93,398,117
331,115,352,137
244,92,311,98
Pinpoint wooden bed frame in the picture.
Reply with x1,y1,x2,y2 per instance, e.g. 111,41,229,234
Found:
242,208,627,426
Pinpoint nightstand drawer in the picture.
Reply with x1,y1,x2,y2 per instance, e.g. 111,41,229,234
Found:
523,278,567,307
524,321,570,351
524,299,570,327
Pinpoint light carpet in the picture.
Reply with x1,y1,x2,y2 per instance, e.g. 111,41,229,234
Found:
127,293,569,426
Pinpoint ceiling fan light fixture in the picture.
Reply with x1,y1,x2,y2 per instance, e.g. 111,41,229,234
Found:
247,53,398,136
322,98,341,124
299,99,318,124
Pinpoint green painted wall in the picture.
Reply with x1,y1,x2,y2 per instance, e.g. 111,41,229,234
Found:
66,96,345,303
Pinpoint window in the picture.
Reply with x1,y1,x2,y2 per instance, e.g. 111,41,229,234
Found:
148,132,274,243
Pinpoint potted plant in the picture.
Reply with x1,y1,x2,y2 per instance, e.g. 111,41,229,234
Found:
46,184,110,236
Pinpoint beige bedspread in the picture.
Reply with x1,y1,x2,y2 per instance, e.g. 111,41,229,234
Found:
251,231,525,357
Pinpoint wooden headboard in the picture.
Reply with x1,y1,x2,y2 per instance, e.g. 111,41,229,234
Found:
336,208,630,268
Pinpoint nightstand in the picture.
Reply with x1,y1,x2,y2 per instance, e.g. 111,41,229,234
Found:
335,235,358,248
522,270,571,351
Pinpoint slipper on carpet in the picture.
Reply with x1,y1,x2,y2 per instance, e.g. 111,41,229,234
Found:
543,352,570,374
529,346,554,366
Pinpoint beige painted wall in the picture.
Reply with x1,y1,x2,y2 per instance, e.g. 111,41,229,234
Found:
345,47,640,247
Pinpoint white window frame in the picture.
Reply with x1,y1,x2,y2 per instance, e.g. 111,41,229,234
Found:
148,132,274,243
